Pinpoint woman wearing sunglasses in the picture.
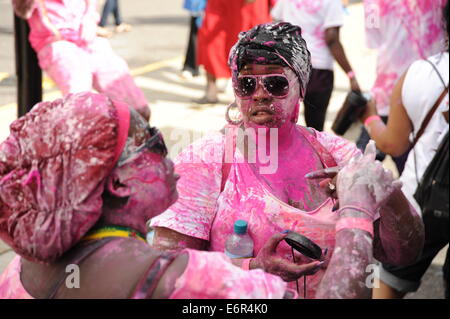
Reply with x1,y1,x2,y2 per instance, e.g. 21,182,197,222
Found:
150,22,425,298
0,91,399,299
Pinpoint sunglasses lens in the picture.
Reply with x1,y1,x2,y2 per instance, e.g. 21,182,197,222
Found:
143,128,168,157
236,77,256,97
153,140,168,157
150,134,168,157
263,76,289,97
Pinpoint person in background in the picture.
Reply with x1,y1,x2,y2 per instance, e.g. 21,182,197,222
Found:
11,0,150,121
359,1,449,299
271,0,361,131
195,0,271,104
356,0,447,175
181,0,207,79
97,0,132,38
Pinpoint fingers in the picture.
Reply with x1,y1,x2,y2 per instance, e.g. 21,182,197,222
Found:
280,260,324,281
262,232,289,254
318,178,332,188
301,260,325,276
392,180,403,190
348,152,363,165
363,140,377,162
305,166,340,179
318,178,338,198
283,289,298,299
332,200,340,211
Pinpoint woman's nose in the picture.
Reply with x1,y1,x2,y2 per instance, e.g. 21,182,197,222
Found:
252,79,270,101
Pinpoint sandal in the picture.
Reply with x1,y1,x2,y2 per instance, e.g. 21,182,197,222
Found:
193,96,219,105
115,23,132,33
96,26,112,38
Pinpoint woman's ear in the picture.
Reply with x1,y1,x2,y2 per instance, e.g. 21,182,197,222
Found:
105,172,132,198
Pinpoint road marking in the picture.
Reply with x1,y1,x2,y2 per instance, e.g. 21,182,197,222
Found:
130,56,182,77
0,55,183,109
0,72,9,82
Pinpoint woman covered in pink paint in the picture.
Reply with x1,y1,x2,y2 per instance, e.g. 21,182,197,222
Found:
0,92,397,299
11,0,150,121
150,22,425,298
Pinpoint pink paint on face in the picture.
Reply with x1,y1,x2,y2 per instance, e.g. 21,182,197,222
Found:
235,64,301,135
104,138,179,235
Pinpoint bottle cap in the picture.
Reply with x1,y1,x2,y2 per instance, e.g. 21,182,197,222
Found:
234,220,248,234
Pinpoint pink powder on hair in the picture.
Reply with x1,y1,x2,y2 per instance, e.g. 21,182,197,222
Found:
22,169,41,188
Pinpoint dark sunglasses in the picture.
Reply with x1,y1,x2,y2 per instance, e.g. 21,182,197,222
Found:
136,127,168,156
118,127,168,166
235,74,291,99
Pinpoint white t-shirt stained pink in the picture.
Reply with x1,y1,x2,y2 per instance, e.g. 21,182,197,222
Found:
400,52,449,215
271,0,345,70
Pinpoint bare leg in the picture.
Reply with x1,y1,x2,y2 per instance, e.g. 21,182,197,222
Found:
195,72,219,104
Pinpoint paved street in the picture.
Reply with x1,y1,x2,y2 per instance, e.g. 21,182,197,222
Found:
0,0,447,298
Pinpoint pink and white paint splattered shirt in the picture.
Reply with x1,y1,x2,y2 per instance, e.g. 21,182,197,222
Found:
0,255,33,299
150,127,361,298
26,0,99,52
271,0,345,70
363,0,446,115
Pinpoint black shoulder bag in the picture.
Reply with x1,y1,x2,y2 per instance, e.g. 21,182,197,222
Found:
412,59,449,218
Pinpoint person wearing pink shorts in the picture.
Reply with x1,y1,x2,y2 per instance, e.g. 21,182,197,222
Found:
12,0,150,121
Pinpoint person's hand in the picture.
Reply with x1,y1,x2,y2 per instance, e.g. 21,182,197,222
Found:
350,77,361,93
251,232,324,282
336,141,402,219
359,98,378,123
13,0,35,19
305,166,340,200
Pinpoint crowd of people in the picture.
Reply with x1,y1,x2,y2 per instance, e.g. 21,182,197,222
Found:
0,0,448,299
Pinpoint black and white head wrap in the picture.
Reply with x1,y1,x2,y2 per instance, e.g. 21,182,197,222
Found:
229,22,312,98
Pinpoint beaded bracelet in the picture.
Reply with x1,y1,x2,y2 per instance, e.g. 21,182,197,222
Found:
347,70,356,79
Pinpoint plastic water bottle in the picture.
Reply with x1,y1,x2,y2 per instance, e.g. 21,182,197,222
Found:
146,229,155,246
224,220,254,259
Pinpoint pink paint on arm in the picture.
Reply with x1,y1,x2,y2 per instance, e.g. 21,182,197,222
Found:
150,133,225,240
169,249,287,299
0,255,33,299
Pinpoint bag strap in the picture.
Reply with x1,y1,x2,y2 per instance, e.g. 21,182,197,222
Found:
412,87,449,147
220,124,237,192
46,237,115,299
411,60,449,147
129,252,178,299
